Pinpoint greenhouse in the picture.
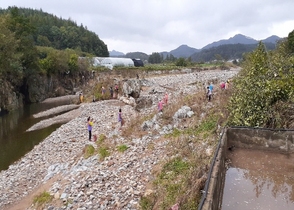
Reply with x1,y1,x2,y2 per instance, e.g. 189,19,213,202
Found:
100,57,134,70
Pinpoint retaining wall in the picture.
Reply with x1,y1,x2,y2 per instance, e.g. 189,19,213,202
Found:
199,127,294,210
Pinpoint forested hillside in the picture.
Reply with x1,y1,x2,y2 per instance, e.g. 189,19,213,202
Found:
0,7,108,113
191,42,277,62
0,7,108,56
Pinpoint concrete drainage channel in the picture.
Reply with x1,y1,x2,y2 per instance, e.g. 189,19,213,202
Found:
199,127,294,210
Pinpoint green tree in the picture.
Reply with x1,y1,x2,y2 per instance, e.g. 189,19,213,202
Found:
148,52,162,64
175,57,188,67
288,29,294,54
6,7,40,76
0,15,22,84
228,41,294,128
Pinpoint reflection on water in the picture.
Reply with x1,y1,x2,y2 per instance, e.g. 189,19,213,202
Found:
0,101,70,171
222,149,294,210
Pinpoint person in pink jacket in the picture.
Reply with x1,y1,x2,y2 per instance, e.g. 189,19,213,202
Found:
158,100,163,112
164,92,168,105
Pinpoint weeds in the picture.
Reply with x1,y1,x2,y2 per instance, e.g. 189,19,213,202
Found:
117,144,128,152
83,144,95,159
139,81,233,210
96,134,107,144
98,146,110,160
33,191,53,207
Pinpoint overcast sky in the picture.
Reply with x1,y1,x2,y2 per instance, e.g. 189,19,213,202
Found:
1,0,294,54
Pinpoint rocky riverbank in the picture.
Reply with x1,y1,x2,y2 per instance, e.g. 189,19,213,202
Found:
0,68,240,210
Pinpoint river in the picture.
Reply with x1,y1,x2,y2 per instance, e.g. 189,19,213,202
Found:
0,101,70,171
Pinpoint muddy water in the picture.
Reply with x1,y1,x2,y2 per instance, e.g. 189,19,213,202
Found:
0,101,71,171
222,148,294,210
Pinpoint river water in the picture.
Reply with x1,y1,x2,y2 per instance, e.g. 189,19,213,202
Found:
0,101,70,171
222,148,294,210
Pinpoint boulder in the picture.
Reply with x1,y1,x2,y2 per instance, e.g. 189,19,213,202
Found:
122,79,141,98
135,96,153,111
173,106,194,119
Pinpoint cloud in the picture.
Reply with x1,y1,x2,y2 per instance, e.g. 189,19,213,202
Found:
1,0,294,54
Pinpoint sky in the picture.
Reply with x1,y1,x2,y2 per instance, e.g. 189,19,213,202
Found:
1,0,294,54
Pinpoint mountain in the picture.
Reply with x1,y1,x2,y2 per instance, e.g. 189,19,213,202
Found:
202,34,258,50
125,52,149,62
190,42,276,62
110,34,282,61
169,44,200,58
202,34,281,50
109,50,125,57
262,35,281,43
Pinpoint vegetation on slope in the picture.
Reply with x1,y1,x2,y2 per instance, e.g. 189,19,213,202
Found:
0,7,108,56
228,30,294,128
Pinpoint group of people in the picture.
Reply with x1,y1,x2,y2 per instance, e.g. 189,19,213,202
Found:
206,80,230,102
103,84,119,99
87,107,123,141
220,80,230,90
158,92,169,112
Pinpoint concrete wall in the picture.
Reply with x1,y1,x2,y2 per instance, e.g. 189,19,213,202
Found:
227,127,294,153
200,131,227,210
199,127,294,210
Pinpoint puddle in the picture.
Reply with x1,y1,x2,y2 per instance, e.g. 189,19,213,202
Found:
222,149,294,210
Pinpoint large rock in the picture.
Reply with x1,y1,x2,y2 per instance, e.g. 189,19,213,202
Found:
122,79,141,98
135,96,153,111
0,79,23,112
173,106,194,119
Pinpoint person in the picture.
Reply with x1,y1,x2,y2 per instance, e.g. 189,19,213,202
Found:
158,100,163,112
109,87,114,98
87,117,94,141
220,82,225,90
118,108,123,128
207,86,212,101
209,83,214,93
79,92,84,103
164,92,168,105
101,86,106,95
114,84,119,98
225,80,230,89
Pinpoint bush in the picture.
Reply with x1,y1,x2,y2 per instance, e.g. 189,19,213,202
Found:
83,144,95,159
33,191,53,207
228,41,294,128
98,146,110,160
117,144,128,152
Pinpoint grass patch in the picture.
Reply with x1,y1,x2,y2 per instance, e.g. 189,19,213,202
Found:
83,144,95,159
33,191,53,207
98,146,110,160
139,194,156,210
117,144,128,152
195,116,217,134
165,128,182,138
96,134,106,144
160,157,190,178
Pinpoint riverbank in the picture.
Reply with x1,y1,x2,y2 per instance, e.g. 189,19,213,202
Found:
0,68,239,210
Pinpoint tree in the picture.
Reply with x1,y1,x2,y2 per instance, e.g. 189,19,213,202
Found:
148,52,162,64
175,57,188,67
6,7,40,76
288,29,294,54
228,41,294,128
0,15,22,85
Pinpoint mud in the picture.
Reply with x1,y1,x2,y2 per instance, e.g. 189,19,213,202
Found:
222,148,294,210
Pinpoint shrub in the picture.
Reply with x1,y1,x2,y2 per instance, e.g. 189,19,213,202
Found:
98,146,110,160
228,41,294,128
83,144,95,159
117,144,128,152
33,191,53,207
